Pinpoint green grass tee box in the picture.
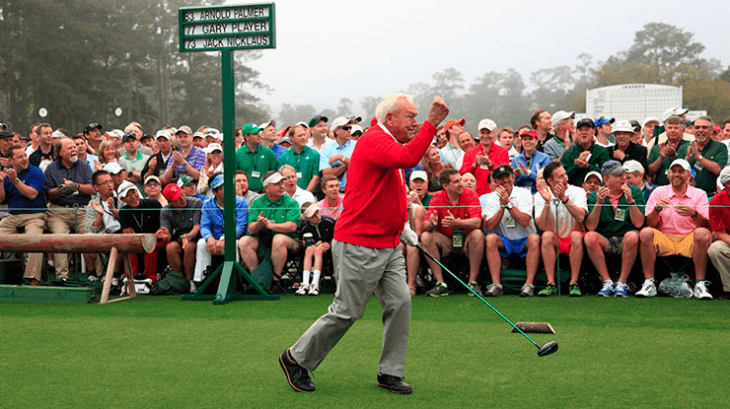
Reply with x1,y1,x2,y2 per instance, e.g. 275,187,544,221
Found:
1,295,728,409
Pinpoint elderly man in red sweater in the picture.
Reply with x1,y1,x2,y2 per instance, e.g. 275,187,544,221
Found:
279,94,449,395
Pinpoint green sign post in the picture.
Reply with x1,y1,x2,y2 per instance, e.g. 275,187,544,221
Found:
179,3,277,304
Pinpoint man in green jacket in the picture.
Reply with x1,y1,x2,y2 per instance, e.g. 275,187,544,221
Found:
560,118,610,186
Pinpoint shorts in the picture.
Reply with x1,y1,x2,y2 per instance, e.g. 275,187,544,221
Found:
652,229,694,258
557,232,585,255
591,233,624,254
497,235,529,258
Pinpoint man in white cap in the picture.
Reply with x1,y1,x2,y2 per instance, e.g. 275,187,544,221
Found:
607,119,648,170
319,116,357,192
641,117,660,146
646,107,694,153
142,130,174,181
162,125,206,185
460,118,509,195
239,170,301,292
259,120,287,159
543,110,575,162
707,166,730,300
637,159,712,299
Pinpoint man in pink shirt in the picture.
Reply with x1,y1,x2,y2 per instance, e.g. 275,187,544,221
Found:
460,119,509,195
637,159,712,299
316,175,343,220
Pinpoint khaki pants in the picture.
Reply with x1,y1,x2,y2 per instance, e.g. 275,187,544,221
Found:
0,212,47,280
708,240,730,292
47,206,87,278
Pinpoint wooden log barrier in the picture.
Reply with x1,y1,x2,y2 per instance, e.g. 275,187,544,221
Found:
0,234,156,304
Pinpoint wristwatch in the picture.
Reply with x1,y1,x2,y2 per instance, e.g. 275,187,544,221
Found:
12,178,20,185
505,202,514,210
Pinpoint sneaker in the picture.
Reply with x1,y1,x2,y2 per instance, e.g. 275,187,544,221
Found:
468,281,483,297
307,285,319,296
538,283,557,297
694,281,713,300
295,285,308,296
87,274,100,282
635,279,657,298
520,283,534,297
597,281,615,297
614,282,628,297
189,280,197,294
425,282,449,297
377,373,413,394
484,283,503,297
279,349,315,392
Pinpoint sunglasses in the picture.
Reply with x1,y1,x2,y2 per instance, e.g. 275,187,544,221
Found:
340,126,351,131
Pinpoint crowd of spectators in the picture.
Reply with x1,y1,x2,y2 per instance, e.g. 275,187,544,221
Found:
2,104,730,300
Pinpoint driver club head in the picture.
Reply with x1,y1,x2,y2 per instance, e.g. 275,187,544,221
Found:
537,341,559,357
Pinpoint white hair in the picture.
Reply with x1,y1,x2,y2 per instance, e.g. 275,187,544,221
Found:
375,93,414,123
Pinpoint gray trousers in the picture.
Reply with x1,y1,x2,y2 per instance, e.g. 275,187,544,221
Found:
290,240,411,377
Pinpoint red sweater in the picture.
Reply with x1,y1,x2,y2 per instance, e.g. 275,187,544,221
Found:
334,121,437,248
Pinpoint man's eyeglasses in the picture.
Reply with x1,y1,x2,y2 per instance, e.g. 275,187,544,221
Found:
340,126,351,131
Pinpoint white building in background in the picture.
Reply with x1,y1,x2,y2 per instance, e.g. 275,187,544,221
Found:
586,84,683,121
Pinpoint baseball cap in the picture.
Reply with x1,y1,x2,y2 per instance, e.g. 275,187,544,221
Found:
622,160,644,174
209,173,224,190
295,121,309,129
477,119,498,132
84,123,102,134
0,130,14,139
162,183,184,201
594,117,615,127
279,136,292,145
263,172,285,186
144,175,161,185
350,124,364,135
103,162,124,175
662,107,689,122
719,166,730,185
205,128,223,140
192,131,205,139
240,122,260,135
642,116,661,128
331,116,354,129
205,143,222,154
601,160,624,177
176,125,193,135
444,118,466,132
409,170,428,183
259,119,276,130
552,111,575,126
122,132,137,142
611,120,635,134
302,203,320,218
584,171,602,184
491,164,513,179
52,130,65,138
155,129,172,140
670,159,691,172
106,129,124,139
177,174,195,186
117,181,139,199
519,129,538,139
308,115,328,128
576,118,595,129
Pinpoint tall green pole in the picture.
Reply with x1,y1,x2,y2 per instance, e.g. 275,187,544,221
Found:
221,50,236,261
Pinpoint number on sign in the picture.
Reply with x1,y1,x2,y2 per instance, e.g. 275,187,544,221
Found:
188,40,196,49
184,12,195,21
185,26,195,35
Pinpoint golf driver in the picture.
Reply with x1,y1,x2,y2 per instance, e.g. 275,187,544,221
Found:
416,244,558,357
